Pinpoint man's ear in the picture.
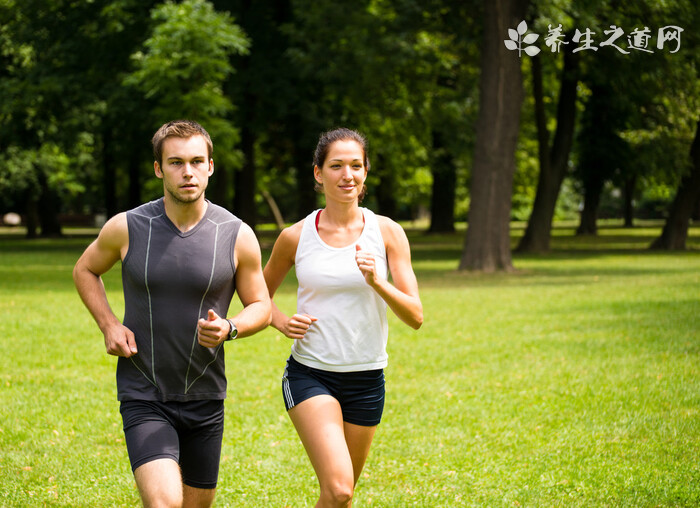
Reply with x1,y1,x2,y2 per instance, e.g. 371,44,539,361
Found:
208,159,214,177
154,161,163,179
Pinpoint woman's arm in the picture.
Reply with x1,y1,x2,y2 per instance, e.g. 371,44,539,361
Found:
356,217,423,329
263,222,317,339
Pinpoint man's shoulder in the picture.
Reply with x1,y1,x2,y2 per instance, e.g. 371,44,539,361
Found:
207,201,241,226
126,198,164,219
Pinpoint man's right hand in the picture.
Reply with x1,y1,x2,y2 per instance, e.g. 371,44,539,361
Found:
103,323,138,357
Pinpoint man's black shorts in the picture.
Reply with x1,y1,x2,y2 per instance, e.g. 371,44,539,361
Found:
120,399,224,489
282,355,385,426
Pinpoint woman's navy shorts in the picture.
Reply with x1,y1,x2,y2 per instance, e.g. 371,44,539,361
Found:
282,355,385,426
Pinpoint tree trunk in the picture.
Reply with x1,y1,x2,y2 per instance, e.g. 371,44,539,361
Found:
575,84,621,237
208,160,228,209
577,174,604,235
459,0,529,271
295,147,317,220
37,169,62,237
234,123,258,228
516,44,578,252
102,127,117,218
375,153,398,219
261,189,285,230
650,119,700,250
24,195,39,239
623,174,636,227
428,130,456,233
127,132,142,209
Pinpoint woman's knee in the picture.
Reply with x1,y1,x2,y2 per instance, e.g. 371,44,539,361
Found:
320,478,354,507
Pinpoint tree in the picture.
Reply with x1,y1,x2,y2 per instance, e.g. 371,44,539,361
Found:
459,0,530,271
575,81,632,235
570,0,698,234
650,120,700,250
421,0,481,233
516,36,578,252
126,0,249,203
281,0,443,220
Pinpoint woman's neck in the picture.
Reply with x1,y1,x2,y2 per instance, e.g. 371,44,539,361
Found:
322,201,362,228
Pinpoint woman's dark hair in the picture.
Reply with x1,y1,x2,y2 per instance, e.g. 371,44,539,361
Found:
313,127,370,202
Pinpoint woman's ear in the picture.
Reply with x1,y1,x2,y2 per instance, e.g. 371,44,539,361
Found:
313,165,323,184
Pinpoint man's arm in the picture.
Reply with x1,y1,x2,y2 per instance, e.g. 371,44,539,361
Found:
197,223,271,347
73,213,138,357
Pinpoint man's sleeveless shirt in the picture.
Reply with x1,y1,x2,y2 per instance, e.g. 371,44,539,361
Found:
118,198,241,402
292,208,389,372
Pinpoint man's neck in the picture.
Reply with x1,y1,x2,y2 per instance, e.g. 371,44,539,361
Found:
162,196,208,233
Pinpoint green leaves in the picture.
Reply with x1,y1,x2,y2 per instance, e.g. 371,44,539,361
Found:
126,0,249,168
127,0,248,115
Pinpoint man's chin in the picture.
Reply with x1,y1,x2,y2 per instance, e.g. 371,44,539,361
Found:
168,190,205,205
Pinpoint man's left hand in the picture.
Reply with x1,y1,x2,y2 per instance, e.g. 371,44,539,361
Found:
197,309,229,347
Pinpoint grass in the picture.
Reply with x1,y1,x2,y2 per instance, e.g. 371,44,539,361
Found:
0,221,699,506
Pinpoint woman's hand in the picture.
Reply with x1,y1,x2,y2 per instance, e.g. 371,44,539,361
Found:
283,313,318,339
355,244,378,286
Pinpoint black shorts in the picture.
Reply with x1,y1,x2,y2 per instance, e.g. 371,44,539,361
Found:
119,399,225,489
282,355,385,426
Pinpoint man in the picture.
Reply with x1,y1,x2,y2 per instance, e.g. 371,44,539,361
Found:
73,119,271,507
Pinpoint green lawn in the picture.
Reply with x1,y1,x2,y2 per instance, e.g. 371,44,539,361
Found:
1,222,699,506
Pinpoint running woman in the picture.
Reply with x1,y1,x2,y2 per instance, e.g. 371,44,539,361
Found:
263,127,423,507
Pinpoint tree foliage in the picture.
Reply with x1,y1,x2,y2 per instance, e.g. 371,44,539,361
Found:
0,0,697,257
126,0,249,172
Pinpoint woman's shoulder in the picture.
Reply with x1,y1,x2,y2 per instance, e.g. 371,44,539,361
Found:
373,213,404,235
372,213,410,250
275,219,306,250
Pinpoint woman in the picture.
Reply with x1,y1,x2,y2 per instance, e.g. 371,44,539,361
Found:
263,127,423,507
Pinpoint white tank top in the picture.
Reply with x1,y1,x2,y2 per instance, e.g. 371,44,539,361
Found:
292,208,389,372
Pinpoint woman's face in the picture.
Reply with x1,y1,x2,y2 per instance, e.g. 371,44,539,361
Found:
314,139,367,203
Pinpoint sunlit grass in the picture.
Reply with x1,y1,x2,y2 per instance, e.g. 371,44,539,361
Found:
1,222,699,506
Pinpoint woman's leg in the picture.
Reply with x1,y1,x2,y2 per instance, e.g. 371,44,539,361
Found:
289,395,377,507
343,421,377,486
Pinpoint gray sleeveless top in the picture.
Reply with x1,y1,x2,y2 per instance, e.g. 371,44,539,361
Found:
117,198,241,402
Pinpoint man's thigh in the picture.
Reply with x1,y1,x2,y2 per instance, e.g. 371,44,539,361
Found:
120,400,225,489
178,400,225,489
134,458,183,507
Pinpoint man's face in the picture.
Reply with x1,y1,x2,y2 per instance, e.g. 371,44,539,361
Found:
155,135,213,205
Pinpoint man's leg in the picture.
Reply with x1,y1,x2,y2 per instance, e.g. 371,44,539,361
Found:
121,400,221,508
134,458,183,508
183,485,217,508
179,400,224,508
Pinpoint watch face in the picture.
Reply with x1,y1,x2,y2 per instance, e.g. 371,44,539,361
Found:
229,320,238,339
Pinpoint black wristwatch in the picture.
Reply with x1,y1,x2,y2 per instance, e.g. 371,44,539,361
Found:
225,319,238,341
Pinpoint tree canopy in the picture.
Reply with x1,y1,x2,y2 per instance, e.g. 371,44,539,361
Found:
1,0,697,260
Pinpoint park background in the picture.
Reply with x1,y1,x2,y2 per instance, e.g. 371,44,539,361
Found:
0,0,699,506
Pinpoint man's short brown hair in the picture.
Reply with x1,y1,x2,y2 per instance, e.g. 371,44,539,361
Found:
152,120,213,166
